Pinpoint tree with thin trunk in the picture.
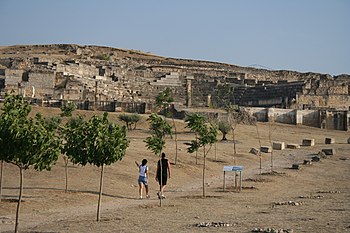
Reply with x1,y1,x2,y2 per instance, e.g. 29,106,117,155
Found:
61,116,85,192
255,124,263,174
268,123,276,172
0,160,3,202
59,100,76,192
226,105,238,163
185,113,203,165
0,94,61,233
155,88,179,164
185,113,217,197
144,113,172,206
63,112,129,221
217,120,231,141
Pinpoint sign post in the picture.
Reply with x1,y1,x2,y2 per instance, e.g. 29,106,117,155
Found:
223,166,243,192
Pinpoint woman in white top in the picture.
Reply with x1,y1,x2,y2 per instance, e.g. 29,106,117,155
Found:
135,159,149,199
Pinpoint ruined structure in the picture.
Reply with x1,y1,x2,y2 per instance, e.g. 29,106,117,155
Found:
0,44,349,130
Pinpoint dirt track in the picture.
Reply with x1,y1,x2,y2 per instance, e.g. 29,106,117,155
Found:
1,108,349,233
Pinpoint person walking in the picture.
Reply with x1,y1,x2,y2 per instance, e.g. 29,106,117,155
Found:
156,152,171,199
135,159,149,199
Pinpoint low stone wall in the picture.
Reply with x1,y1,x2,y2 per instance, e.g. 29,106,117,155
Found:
243,107,348,131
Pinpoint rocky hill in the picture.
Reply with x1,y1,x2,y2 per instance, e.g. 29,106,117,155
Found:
0,44,349,111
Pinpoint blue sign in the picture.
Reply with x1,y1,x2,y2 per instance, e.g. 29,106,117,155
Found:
223,166,243,172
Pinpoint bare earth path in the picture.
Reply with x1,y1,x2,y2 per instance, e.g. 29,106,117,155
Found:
1,114,349,233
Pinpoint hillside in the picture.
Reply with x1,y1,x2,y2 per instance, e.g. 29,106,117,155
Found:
0,44,349,112
1,106,349,232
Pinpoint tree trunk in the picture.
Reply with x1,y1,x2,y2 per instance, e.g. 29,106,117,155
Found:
64,156,68,192
0,160,3,202
97,165,104,221
195,134,198,165
255,125,262,173
202,146,206,197
15,166,24,233
159,154,163,207
172,117,178,165
214,142,217,161
232,128,237,164
222,133,227,141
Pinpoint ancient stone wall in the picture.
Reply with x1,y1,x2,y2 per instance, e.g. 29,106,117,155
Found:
0,44,349,113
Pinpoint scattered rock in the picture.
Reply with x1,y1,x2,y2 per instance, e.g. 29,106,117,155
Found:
195,221,232,227
318,151,327,158
311,156,321,162
317,190,341,194
291,164,300,170
303,159,312,165
260,146,272,153
273,201,303,206
322,148,335,156
252,227,294,233
299,195,323,199
286,143,300,149
273,141,285,150
325,137,335,144
302,138,315,146
250,147,260,155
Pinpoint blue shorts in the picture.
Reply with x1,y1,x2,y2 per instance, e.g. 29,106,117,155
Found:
138,176,148,186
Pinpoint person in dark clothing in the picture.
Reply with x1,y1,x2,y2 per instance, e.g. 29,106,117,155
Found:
156,152,171,199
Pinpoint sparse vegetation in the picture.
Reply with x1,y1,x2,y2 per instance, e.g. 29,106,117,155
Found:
118,113,141,130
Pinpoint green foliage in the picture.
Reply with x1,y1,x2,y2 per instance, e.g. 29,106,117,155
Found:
63,112,129,167
185,113,206,134
185,112,218,197
212,85,234,108
185,113,217,154
0,94,61,170
118,113,141,130
144,113,172,156
95,54,111,61
62,116,88,165
60,101,76,117
155,88,174,116
0,93,62,232
217,120,231,140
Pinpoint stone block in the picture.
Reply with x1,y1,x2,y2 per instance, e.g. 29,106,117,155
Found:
287,144,300,149
272,141,285,150
302,139,315,146
260,146,272,153
312,156,321,162
303,159,312,165
249,148,259,155
321,148,335,156
325,138,335,144
292,164,300,169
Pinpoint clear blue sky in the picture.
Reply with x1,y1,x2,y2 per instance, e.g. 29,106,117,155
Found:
0,0,349,75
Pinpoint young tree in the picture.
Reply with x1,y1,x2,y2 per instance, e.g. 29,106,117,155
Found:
61,116,86,192
118,113,141,130
255,124,263,174
0,160,3,202
268,123,276,172
60,100,77,117
0,94,61,233
144,113,172,206
185,113,203,165
155,88,179,164
217,120,231,141
185,113,217,197
63,112,129,221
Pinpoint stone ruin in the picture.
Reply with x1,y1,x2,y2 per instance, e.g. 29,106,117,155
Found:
0,44,349,130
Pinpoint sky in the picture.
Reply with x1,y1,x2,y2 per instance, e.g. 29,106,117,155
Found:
0,0,349,75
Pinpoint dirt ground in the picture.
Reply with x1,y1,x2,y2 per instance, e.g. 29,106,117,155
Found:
0,107,349,233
